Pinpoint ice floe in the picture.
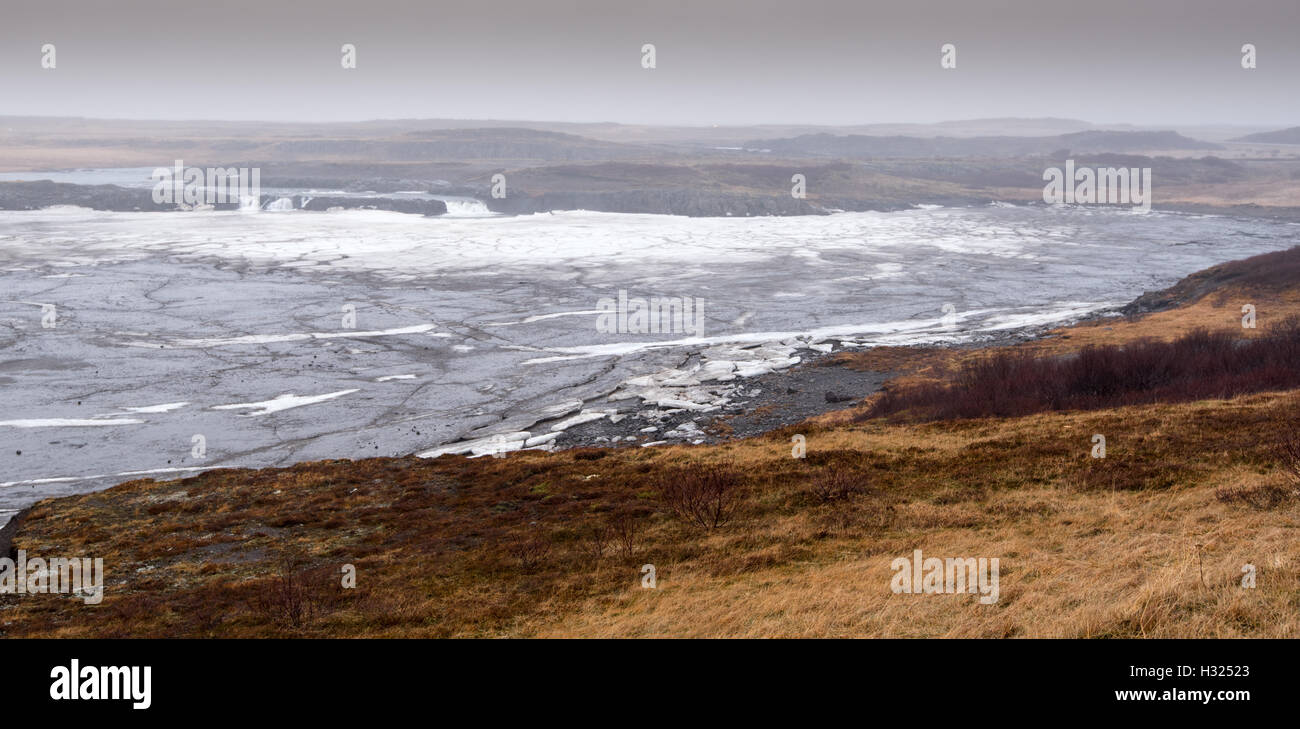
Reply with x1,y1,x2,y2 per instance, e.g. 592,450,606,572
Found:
0,418,145,428
549,410,613,432
119,402,189,413
211,389,360,416
118,324,437,349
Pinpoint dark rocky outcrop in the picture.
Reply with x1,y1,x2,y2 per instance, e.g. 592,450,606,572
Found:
1120,244,1300,316
0,181,447,216
1231,126,1300,144
0,508,30,561
0,180,171,211
288,195,447,215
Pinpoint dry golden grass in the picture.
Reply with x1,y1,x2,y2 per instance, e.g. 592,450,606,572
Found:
4,389,1299,638
1160,179,1300,207
530,408,1300,638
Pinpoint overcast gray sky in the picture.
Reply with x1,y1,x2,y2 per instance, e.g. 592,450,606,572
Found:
1,0,1296,126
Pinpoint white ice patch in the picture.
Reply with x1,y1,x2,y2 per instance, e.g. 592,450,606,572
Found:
120,402,189,413
0,418,144,428
524,432,561,447
211,389,360,416
536,400,585,420
0,207,1049,280
549,410,611,432
486,309,605,326
119,324,436,349
656,399,713,412
440,198,495,217
872,262,906,279
978,302,1112,331
415,431,531,459
263,197,297,211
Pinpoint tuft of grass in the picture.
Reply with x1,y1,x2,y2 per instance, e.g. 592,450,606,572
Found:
1215,482,1296,509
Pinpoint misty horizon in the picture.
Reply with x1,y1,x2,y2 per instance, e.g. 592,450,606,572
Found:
2,0,1298,127
0,114,1291,132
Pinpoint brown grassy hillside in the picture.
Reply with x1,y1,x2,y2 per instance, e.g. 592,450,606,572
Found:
4,250,1300,638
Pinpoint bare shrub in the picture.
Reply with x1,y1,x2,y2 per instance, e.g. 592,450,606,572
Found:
659,462,743,529
579,523,611,566
809,468,866,503
253,557,319,628
507,532,553,572
1273,419,1300,488
608,512,641,559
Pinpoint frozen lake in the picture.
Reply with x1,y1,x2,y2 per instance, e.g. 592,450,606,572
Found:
1,203,1297,516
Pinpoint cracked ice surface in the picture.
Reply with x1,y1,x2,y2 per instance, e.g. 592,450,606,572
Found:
1,204,1298,511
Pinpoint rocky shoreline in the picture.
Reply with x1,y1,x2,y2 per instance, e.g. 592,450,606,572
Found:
9,178,1300,221
429,315,1102,459
0,178,933,218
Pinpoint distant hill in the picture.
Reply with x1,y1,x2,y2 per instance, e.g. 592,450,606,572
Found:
1231,127,1300,144
746,130,1221,158
268,128,670,162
